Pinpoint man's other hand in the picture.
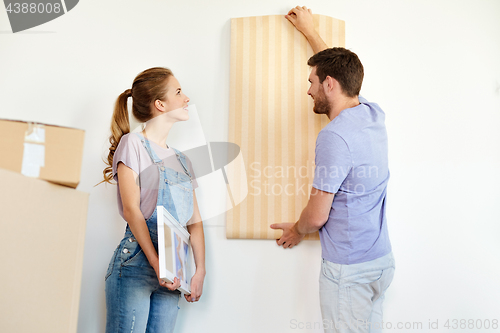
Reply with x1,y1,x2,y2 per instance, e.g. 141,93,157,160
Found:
270,223,305,249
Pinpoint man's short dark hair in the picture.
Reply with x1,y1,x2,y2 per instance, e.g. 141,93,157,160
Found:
307,48,364,97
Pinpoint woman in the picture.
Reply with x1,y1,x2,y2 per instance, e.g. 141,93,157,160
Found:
102,67,205,333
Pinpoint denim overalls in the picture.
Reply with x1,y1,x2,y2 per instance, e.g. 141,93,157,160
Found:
105,134,193,333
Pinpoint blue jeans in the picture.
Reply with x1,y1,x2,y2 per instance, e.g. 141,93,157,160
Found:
319,252,395,333
105,223,181,333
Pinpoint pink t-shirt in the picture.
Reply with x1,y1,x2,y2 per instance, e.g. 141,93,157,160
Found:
112,133,198,223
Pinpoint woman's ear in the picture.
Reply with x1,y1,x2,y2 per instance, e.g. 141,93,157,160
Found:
154,99,166,112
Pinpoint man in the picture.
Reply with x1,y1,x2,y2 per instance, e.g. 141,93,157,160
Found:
270,7,395,333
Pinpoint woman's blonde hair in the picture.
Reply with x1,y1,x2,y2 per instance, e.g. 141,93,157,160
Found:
100,67,174,184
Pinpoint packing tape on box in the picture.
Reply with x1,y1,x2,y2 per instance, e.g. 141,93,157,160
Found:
21,123,45,177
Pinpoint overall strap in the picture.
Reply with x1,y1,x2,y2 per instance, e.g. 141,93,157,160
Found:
135,133,170,213
172,148,192,180
134,133,163,165
135,133,183,222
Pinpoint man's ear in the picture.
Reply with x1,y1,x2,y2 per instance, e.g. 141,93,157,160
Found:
323,76,340,94
323,76,334,93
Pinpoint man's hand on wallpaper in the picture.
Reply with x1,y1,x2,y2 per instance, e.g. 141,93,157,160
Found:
270,222,304,249
285,6,329,54
285,6,315,37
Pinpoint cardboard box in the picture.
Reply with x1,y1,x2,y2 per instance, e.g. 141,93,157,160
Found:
0,119,85,188
0,169,88,333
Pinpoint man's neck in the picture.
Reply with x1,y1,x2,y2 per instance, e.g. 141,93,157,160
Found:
328,96,360,121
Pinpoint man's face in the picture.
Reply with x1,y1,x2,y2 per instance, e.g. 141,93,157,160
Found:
307,67,330,115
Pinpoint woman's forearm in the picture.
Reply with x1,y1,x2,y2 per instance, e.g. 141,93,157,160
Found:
187,222,205,276
124,208,159,270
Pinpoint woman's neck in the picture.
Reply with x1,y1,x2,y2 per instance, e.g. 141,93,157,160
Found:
142,116,174,149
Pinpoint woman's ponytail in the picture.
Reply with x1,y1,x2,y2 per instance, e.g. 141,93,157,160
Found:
100,89,132,184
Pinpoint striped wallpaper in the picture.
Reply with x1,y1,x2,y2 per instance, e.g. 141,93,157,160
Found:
226,14,345,240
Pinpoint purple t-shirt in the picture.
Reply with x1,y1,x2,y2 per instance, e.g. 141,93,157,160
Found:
112,133,198,224
312,96,392,265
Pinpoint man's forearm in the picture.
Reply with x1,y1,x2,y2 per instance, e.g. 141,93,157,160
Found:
295,204,325,235
304,31,329,54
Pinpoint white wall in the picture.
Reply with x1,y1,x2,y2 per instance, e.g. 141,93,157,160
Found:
1,0,500,332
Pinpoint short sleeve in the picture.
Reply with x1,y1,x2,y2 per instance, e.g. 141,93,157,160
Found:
112,134,141,182
312,130,352,194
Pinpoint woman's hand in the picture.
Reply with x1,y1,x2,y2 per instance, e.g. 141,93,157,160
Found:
184,270,205,303
152,259,181,291
160,277,181,291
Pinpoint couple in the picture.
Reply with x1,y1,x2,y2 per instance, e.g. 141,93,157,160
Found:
102,6,394,333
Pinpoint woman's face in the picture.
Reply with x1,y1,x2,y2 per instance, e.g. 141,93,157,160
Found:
156,76,190,121
163,76,190,110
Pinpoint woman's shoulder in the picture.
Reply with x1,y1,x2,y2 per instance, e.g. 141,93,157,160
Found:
113,133,144,167
112,133,147,180
117,132,143,150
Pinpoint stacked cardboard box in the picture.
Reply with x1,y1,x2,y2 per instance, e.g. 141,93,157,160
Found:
0,119,85,188
0,119,88,333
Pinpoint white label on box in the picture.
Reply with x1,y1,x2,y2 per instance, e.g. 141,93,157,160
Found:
21,143,45,177
24,124,45,143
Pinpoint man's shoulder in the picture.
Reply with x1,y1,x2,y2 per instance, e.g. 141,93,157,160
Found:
321,114,354,142
335,96,386,131
358,95,385,116
358,95,369,104
316,125,350,153
318,123,343,140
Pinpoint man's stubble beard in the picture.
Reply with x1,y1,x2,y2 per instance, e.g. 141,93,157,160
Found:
312,86,330,115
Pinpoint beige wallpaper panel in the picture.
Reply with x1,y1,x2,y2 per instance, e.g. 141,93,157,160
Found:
227,14,345,239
